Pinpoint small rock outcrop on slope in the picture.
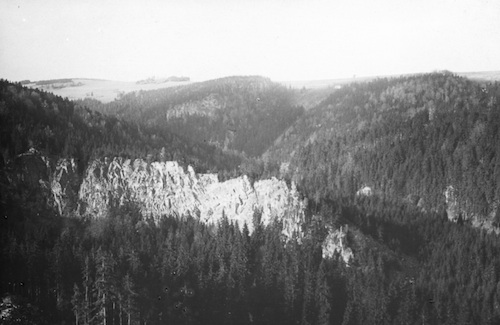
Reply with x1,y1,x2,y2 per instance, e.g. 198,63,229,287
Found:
78,158,306,236
1,148,79,215
166,93,225,119
444,185,461,222
356,186,373,197
444,185,500,233
51,158,79,215
322,225,354,265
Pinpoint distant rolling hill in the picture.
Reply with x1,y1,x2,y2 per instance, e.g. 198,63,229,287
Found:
458,70,500,81
24,77,191,103
280,70,500,90
23,70,499,105
280,70,500,110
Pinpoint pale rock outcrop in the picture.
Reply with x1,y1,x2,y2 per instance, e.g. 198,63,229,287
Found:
356,186,373,197
3,148,79,214
444,185,500,233
322,225,354,265
50,158,79,215
78,158,306,235
5,150,306,238
165,94,225,119
444,185,461,222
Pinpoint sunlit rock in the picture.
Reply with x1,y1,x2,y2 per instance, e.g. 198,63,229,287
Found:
78,157,306,236
322,225,353,265
3,148,79,214
444,185,500,233
356,186,372,197
444,185,460,222
51,158,79,215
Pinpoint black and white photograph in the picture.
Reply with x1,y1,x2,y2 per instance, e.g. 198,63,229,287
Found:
1,0,499,324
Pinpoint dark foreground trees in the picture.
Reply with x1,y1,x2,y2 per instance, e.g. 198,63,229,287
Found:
3,197,500,324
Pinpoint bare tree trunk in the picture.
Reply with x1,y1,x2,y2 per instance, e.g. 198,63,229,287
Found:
103,292,107,325
127,297,131,325
85,285,89,325
112,301,115,325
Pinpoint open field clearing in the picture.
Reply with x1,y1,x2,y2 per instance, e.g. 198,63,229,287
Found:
26,78,191,103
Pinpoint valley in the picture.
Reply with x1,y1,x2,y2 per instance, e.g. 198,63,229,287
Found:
1,71,500,324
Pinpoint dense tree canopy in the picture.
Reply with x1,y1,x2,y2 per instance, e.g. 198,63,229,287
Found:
3,192,500,324
269,72,500,220
86,76,304,157
2,73,500,324
0,79,241,174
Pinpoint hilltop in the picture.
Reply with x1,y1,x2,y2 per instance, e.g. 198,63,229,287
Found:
88,76,304,158
21,70,500,107
22,77,191,103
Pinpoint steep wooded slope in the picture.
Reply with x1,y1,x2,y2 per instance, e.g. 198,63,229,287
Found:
0,79,240,173
0,79,244,238
267,72,500,228
91,76,304,157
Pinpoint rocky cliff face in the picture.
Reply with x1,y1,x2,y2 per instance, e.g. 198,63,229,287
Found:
2,149,354,262
78,157,306,236
1,148,79,215
51,157,79,215
2,150,305,237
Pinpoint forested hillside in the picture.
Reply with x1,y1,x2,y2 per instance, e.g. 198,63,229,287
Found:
0,79,242,174
268,72,500,227
3,74,500,325
85,76,304,157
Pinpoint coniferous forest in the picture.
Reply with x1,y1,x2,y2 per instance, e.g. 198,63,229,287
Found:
2,72,500,324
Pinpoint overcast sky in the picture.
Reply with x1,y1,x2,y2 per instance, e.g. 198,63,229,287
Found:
1,0,499,82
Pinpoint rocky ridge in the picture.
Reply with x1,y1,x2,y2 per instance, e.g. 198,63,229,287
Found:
3,149,354,262
2,150,305,237
78,157,306,236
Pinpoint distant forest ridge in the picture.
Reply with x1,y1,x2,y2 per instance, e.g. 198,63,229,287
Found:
15,70,500,104
280,70,500,89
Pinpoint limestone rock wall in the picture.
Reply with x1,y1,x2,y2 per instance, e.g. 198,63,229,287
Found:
78,157,306,235
2,149,351,263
